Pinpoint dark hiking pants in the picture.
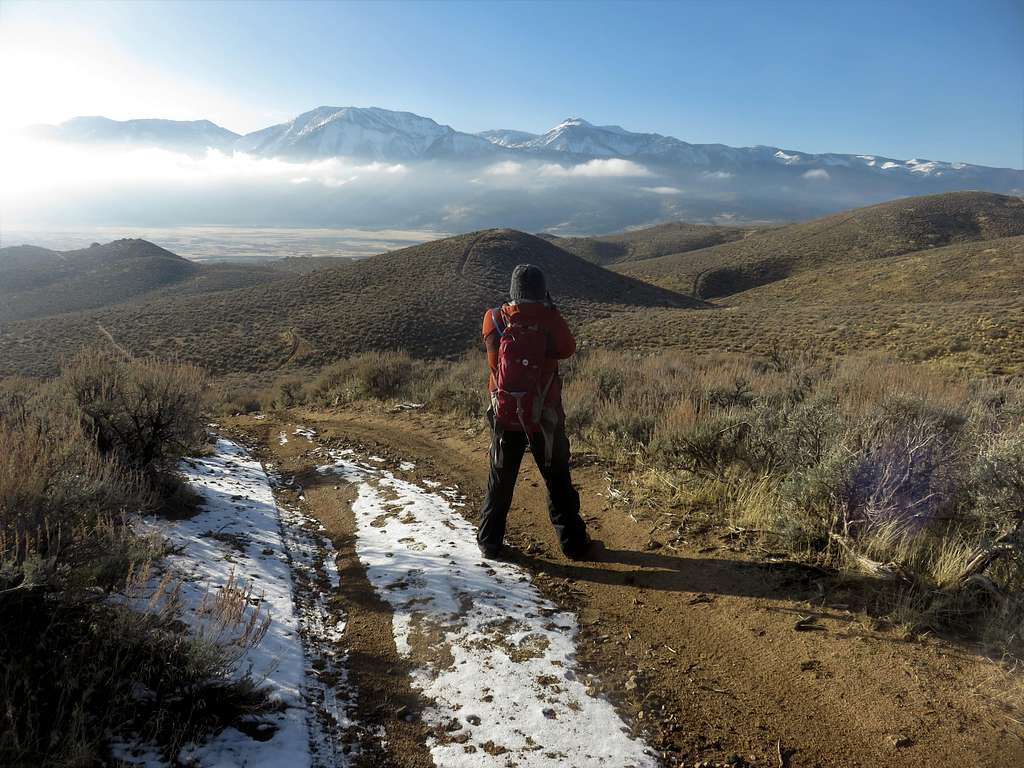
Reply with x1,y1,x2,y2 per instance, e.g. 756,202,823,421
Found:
477,415,588,556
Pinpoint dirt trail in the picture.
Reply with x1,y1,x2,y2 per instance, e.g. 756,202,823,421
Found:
230,408,1023,768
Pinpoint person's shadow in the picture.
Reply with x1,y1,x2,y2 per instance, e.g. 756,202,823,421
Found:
509,539,830,603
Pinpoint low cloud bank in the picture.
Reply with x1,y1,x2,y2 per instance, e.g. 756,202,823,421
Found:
0,137,938,234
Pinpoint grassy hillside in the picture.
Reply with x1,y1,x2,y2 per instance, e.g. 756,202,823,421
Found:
543,221,758,265
615,192,1024,298
273,255,360,274
0,229,700,377
0,239,287,322
579,295,1024,374
581,228,1024,374
725,235,1024,306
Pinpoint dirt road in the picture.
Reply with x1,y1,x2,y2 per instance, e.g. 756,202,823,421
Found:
227,406,1023,768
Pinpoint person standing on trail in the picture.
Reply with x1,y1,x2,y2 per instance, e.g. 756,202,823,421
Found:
477,264,591,560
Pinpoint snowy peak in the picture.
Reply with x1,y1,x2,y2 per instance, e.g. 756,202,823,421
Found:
235,106,496,161
476,128,539,148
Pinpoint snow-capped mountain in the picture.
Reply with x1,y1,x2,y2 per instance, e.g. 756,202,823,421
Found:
30,108,1022,186
476,129,539,148
476,116,1016,182
30,116,240,153
234,106,497,161
25,107,1024,229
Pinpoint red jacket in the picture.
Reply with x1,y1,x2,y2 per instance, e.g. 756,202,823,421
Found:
482,302,576,409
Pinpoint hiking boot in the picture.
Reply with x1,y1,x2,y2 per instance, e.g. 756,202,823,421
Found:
478,543,505,560
562,535,594,561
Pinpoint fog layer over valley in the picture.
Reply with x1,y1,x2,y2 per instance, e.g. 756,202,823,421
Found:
6,107,1022,234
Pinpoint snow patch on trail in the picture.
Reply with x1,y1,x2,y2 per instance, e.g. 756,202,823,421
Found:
119,438,353,767
269,472,359,766
319,450,657,768
149,438,314,766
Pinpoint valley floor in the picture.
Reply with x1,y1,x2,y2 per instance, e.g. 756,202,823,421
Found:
135,406,1024,767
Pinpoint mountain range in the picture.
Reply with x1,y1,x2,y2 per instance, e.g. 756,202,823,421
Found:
32,107,1024,187
19,107,1024,232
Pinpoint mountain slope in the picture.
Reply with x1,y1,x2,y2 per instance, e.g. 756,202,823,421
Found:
544,222,761,266
0,239,286,323
30,116,239,152
476,129,539,147
0,229,701,377
234,106,497,161
614,191,1024,298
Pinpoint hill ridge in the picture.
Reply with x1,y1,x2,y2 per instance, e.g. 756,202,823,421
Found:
0,228,701,377
614,191,1024,298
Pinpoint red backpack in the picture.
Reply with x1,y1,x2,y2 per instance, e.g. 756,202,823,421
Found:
490,307,555,433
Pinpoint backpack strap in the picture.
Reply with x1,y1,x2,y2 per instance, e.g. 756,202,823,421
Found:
489,307,507,337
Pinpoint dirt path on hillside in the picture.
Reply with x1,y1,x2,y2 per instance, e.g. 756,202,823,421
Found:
228,408,1023,768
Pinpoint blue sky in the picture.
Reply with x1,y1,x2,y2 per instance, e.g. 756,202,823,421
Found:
2,0,1021,167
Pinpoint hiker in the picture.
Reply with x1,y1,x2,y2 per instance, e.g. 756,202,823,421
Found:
477,264,591,560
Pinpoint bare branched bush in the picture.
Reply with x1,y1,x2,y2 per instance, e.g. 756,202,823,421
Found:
62,348,206,474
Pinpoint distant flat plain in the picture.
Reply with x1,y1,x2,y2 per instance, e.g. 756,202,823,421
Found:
0,226,449,263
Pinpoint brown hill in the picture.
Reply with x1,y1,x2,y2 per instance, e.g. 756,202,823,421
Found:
0,229,701,377
0,239,287,322
581,230,1024,374
543,221,758,266
614,191,1024,298
273,255,360,274
724,234,1024,307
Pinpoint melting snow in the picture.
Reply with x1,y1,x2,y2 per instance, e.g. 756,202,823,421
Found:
318,450,657,768
119,438,350,767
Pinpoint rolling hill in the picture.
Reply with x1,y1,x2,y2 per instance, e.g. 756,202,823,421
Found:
0,239,288,323
542,222,760,266
579,194,1024,374
0,229,700,377
614,192,1024,298
724,235,1024,306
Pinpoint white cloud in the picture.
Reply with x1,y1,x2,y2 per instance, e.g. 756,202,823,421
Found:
539,158,653,178
0,140,406,196
641,186,682,195
484,160,525,176
802,168,830,180
701,170,734,180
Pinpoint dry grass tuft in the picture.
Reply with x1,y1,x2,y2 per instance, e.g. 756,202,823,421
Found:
0,353,271,767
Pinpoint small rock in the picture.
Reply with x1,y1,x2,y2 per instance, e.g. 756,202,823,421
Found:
451,732,470,744
542,707,557,719
625,675,639,692
891,734,914,749
466,714,481,726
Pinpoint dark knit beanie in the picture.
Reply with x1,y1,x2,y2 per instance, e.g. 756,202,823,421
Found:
509,264,546,302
